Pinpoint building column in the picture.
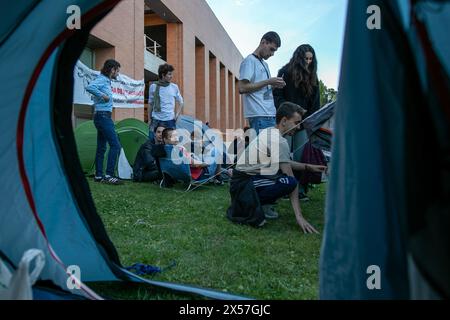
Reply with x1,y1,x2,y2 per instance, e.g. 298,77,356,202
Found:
166,22,184,94
133,0,145,121
209,55,219,129
195,42,209,123
219,64,227,131
235,78,241,129
228,71,235,129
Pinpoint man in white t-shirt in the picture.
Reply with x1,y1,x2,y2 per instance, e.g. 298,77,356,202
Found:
148,63,184,139
238,31,286,134
236,102,327,233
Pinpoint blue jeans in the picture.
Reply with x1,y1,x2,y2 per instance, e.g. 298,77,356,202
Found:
252,175,298,205
194,146,219,181
149,119,177,140
196,163,218,181
93,111,121,177
248,116,276,134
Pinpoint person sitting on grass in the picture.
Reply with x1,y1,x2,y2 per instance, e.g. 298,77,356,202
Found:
132,126,165,183
162,128,224,184
230,102,327,233
190,130,226,185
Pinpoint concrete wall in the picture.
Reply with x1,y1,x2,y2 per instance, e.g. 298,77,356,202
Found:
86,0,244,130
146,0,244,130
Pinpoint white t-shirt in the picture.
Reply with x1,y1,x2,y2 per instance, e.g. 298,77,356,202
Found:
149,83,184,121
239,54,276,119
236,127,291,176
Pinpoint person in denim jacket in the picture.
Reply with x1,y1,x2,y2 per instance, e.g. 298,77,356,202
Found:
86,59,123,185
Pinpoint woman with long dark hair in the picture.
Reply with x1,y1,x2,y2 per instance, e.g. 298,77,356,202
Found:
273,44,320,117
274,45,323,201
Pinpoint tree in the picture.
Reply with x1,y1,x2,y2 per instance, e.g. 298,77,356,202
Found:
319,80,328,106
319,80,337,107
327,88,337,102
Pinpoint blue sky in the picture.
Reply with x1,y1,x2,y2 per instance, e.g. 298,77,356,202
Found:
205,0,348,90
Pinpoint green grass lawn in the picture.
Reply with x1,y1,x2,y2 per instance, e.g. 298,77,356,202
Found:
88,179,327,300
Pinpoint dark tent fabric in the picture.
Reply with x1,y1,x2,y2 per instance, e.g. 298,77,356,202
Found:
301,101,335,152
0,0,247,300
320,0,450,299
0,1,40,45
302,102,335,137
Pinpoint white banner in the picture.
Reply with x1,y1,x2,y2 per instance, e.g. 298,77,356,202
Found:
73,60,145,108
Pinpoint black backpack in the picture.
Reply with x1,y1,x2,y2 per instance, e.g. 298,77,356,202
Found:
133,140,158,182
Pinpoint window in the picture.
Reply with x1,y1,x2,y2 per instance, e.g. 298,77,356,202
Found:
79,47,95,69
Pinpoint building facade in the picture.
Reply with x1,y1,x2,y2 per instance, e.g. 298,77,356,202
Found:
75,0,244,132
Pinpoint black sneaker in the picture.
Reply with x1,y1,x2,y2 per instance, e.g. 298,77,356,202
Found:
94,176,104,183
102,176,123,185
160,173,174,188
213,176,224,186
299,193,310,202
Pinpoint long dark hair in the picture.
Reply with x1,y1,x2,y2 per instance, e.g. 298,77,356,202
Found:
285,44,318,97
101,59,121,77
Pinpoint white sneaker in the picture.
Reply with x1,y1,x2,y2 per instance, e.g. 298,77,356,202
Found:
262,205,279,219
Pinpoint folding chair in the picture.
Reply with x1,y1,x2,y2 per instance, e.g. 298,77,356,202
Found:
158,145,215,191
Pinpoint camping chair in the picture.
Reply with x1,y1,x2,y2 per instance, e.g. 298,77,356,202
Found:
158,145,216,191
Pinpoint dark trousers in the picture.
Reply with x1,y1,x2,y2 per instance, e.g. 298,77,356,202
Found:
94,111,121,177
141,170,162,182
252,175,298,205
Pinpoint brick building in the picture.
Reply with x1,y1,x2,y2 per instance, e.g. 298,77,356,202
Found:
75,0,244,132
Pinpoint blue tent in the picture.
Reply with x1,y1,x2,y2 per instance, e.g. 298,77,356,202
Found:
176,115,211,135
0,0,247,300
176,115,231,165
320,0,449,299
